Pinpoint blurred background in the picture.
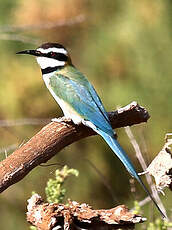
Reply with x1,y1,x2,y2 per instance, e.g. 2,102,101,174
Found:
0,0,172,229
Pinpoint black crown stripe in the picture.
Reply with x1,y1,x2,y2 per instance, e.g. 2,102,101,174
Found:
39,43,65,50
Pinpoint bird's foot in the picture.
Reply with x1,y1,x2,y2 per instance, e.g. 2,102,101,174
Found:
51,117,72,127
52,117,63,123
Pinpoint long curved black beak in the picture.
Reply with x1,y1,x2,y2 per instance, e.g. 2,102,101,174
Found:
16,50,41,56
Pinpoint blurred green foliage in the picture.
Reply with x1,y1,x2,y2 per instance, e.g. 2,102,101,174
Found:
0,0,172,229
147,219,172,230
45,165,79,203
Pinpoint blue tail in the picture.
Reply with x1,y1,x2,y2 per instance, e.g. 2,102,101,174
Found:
98,130,166,219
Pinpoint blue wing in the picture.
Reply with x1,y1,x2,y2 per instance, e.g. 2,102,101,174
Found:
70,79,113,134
50,73,113,135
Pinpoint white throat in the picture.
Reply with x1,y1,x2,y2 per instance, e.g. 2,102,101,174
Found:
36,56,65,69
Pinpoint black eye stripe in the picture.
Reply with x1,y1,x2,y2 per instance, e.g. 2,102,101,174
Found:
55,53,68,61
42,52,68,61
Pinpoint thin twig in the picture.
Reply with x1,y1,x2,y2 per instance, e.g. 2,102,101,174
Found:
0,118,50,127
0,144,17,155
85,158,118,203
0,14,85,33
0,34,40,45
124,126,167,217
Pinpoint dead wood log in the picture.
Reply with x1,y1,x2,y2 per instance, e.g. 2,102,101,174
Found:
27,194,146,230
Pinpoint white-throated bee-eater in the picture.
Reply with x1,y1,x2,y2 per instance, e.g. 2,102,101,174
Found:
17,42,166,218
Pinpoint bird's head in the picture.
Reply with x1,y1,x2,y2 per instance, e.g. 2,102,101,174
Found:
16,43,72,71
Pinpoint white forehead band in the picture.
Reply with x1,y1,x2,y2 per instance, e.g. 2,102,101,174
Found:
37,47,67,55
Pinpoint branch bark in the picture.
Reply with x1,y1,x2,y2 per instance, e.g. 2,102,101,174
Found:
27,194,146,230
0,101,149,193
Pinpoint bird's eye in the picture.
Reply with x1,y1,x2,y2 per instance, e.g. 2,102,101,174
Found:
50,52,56,57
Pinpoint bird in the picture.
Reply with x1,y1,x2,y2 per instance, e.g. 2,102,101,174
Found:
16,42,166,218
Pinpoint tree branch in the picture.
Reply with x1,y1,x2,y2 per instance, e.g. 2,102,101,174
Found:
0,101,149,193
